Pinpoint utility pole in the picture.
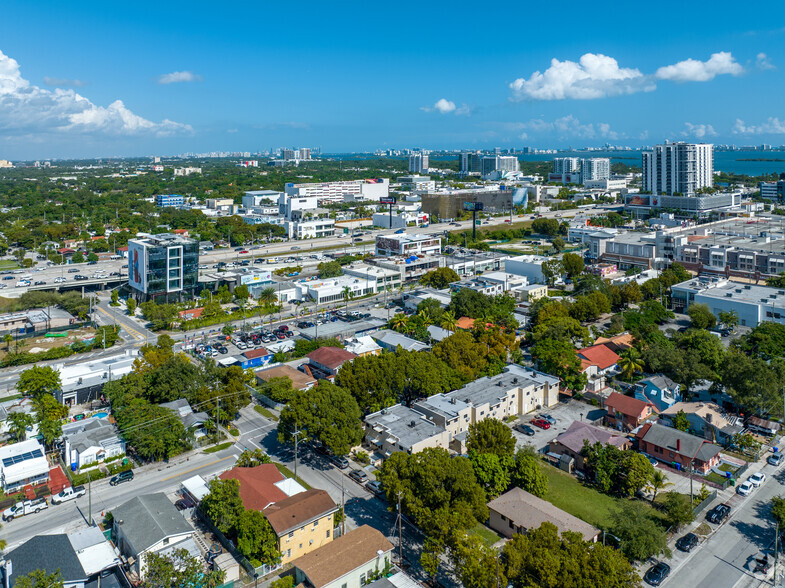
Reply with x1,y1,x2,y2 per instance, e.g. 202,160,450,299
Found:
292,424,302,481
689,459,694,504
341,474,346,536
214,399,220,444
88,471,92,525
775,521,779,586
397,492,403,566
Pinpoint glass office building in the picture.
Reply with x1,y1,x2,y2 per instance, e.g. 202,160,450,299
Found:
127,234,199,302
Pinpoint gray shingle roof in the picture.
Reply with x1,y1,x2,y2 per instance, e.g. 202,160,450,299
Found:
113,493,193,555
640,374,678,390
4,535,86,585
639,422,721,462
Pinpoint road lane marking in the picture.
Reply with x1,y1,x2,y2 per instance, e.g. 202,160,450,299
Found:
159,456,234,481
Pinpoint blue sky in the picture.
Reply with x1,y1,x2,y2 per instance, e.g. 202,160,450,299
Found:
1,0,784,158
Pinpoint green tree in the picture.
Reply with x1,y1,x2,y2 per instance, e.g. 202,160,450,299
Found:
562,252,585,278
259,376,296,404
451,533,504,588
317,260,343,278
236,448,273,467
420,266,461,289
201,478,245,535
7,411,35,442
532,218,560,236
145,548,225,588
662,491,695,530
236,509,281,566
433,331,488,381
234,284,250,302
718,310,739,330
541,258,564,286
72,251,84,263
110,289,119,306
17,365,62,399
552,237,566,251
126,297,137,315
258,286,277,306
510,447,548,498
440,310,458,335
14,570,64,588
113,400,192,460
646,469,673,503
278,380,363,456
3,333,12,351
672,410,690,432
87,252,99,263
687,303,716,330
771,495,785,529
611,502,668,562
34,394,68,447
466,419,516,459
469,452,510,499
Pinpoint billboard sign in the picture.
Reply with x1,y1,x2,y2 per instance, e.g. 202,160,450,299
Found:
463,201,484,212
241,271,272,286
380,196,397,205
128,241,147,293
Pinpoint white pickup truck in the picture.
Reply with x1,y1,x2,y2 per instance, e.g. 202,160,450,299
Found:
51,485,86,505
2,497,48,521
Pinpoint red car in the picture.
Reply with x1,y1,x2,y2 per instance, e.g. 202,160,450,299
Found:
530,418,551,430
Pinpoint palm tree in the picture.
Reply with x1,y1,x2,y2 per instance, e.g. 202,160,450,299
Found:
646,469,673,504
440,310,457,335
342,286,352,311
3,334,12,351
389,314,408,332
618,349,644,380
258,287,276,307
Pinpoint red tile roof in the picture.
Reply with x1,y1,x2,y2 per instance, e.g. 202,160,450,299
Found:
605,391,656,418
179,307,204,320
306,346,356,370
577,345,620,371
244,348,271,360
455,317,476,330
220,464,287,511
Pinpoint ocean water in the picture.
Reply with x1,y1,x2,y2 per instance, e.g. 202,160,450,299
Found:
516,150,785,176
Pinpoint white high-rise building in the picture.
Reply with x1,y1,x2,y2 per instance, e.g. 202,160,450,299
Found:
642,142,713,196
409,152,429,173
481,155,519,178
552,158,580,175
459,152,482,174
580,158,610,182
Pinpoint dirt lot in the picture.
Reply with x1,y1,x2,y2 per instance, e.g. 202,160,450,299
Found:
0,326,97,358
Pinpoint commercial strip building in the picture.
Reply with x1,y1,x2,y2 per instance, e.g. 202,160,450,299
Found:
155,194,184,208
758,180,785,202
398,175,435,192
671,276,785,327
127,233,199,302
285,179,390,203
54,351,137,406
642,142,714,196
623,192,741,218
375,234,441,257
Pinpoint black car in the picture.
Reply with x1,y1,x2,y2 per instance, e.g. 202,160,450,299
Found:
675,532,698,552
706,504,731,524
109,470,134,486
87,260,97,265
644,562,671,586
175,495,196,511
515,423,536,436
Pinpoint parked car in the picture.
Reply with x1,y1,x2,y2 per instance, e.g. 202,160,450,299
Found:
530,418,551,430
348,470,368,484
675,532,698,552
175,495,196,511
2,497,48,521
51,486,86,505
330,455,349,469
540,414,557,425
644,562,670,586
395,229,405,234
748,550,772,574
706,503,731,524
737,480,754,496
366,480,383,495
748,472,766,487
109,470,134,486
768,452,784,467
515,424,536,436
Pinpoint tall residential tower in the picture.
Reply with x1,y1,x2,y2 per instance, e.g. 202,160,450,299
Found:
642,142,713,196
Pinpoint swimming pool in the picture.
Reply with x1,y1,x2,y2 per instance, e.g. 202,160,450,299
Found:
94,412,109,419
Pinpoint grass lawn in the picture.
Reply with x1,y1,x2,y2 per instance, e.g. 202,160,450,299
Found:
469,522,501,547
717,463,738,472
0,260,20,270
705,472,729,485
541,463,666,529
255,405,279,421
204,442,233,454
274,462,312,489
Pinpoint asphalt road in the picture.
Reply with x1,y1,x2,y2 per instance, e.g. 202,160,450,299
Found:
662,459,785,588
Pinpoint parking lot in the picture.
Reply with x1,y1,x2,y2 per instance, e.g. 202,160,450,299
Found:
509,399,608,452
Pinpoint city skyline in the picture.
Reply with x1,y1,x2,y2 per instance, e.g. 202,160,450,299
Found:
1,0,784,158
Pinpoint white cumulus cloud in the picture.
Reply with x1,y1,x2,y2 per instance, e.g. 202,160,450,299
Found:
733,118,785,134
421,98,471,115
655,52,743,82
756,52,776,70
682,122,717,138
156,70,203,85
0,50,191,137
509,53,652,101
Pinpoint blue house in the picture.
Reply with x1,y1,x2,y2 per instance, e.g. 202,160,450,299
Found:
634,374,681,412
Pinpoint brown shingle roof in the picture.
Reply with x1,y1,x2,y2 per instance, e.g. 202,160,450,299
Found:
306,346,357,370
294,525,393,588
488,487,599,541
552,421,629,454
256,365,316,391
219,464,287,511
263,489,338,536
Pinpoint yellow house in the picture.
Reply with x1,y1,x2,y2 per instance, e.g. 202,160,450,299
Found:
263,488,339,564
